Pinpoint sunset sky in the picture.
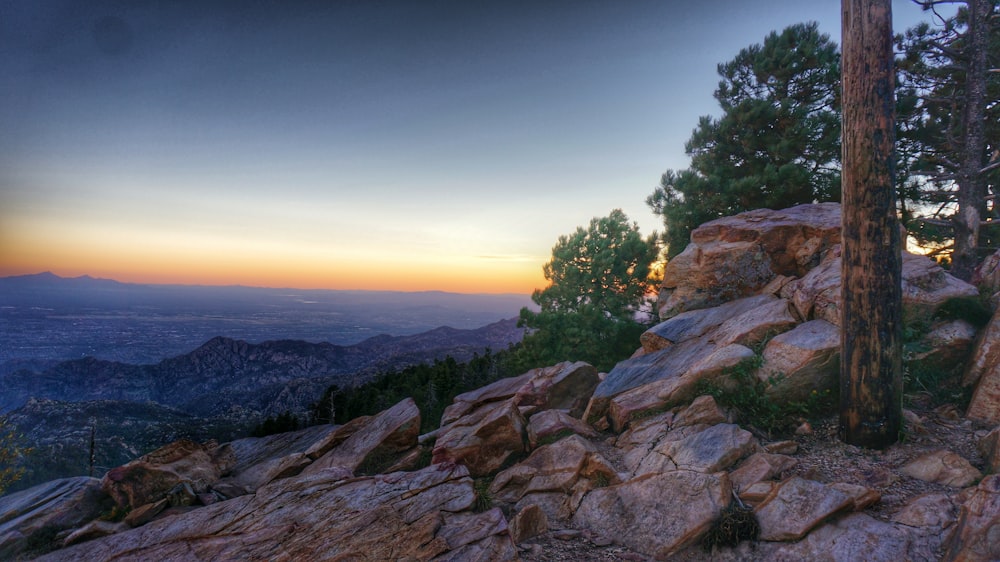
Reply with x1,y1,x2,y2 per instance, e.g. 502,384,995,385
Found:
0,1,943,294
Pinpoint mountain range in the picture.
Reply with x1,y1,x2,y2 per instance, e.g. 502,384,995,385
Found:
1,273,528,492
1,318,523,415
4,318,524,492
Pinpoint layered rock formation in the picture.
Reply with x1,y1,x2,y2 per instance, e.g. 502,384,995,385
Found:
589,203,983,431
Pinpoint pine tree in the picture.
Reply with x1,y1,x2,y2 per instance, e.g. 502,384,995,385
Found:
649,23,842,257
514,210,660,372
896,0,1000,278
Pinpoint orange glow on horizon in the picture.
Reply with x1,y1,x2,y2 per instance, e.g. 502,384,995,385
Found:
0,242,545,294
0,213,548,294
0,261,544,294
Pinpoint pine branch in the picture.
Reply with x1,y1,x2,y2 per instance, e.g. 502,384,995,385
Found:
980,160,1000,175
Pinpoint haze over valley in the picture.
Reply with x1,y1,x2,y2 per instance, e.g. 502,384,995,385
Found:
0,272,531,367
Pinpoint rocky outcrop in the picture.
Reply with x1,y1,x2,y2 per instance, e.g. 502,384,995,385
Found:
37,464,516,561
0,477,106,559
658,203,842,319
101,439,236,510
432,399,527,476
489,434,619,520
302,397,420,476
432,361,599,476
588,203,979,432
526,409,598,449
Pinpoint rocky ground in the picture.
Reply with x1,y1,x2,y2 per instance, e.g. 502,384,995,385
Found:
514,396,993,561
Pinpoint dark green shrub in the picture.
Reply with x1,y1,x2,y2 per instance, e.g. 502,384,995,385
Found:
473,478,493,512
697,355,836,438
933,296,992,328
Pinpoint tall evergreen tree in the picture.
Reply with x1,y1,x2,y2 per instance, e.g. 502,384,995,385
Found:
896,0,1000,279
648,23,842,257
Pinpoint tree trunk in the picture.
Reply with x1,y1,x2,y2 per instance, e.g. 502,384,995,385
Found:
839,0,903,449
950,0,992,281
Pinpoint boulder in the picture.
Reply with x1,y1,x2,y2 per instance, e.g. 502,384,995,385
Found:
899,449,982,488
963,308,1000,389
211,425,336,497
891,492,958,530
781,245,842,324
432,399,527,476
36,463,516,561
302,417,371,460
768,512,942,562
614,409,675,454
902,252,980,319
489,435,618,505
943,474,1000,562
526,409,598,449
631,423,755,477
963,307,1000,424
657,203,842,318
440,371,535,425
763,440,798,455
0,477,106,559
224,424,336,468
909,319,977,375
220,453,312,495
572,470,731,558
620,423,711,474
302,397,420,476
710,296,799,347
512,361,600,418
977,425,1000,474
972,247,1000,295
739,481,779,504
101,439,235,510
508,504,548,544
433,362,599,473
782,244,978,328
829,482,881,511
672,394,728,428
967,364,1000,426
754,477,854,541
641,294,785,351
728,452,798,492
593,338,755,431
758,319,840,402
431,508,517,561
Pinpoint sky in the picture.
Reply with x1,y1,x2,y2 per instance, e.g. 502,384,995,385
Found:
0,0,947,294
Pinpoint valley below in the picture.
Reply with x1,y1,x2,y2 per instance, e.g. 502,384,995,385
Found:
0,273,529,492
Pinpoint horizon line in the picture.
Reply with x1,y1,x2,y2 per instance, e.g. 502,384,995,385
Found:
0,270,536,297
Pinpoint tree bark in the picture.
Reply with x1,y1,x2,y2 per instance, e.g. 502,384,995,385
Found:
840,0,903,449
950,0,991,281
